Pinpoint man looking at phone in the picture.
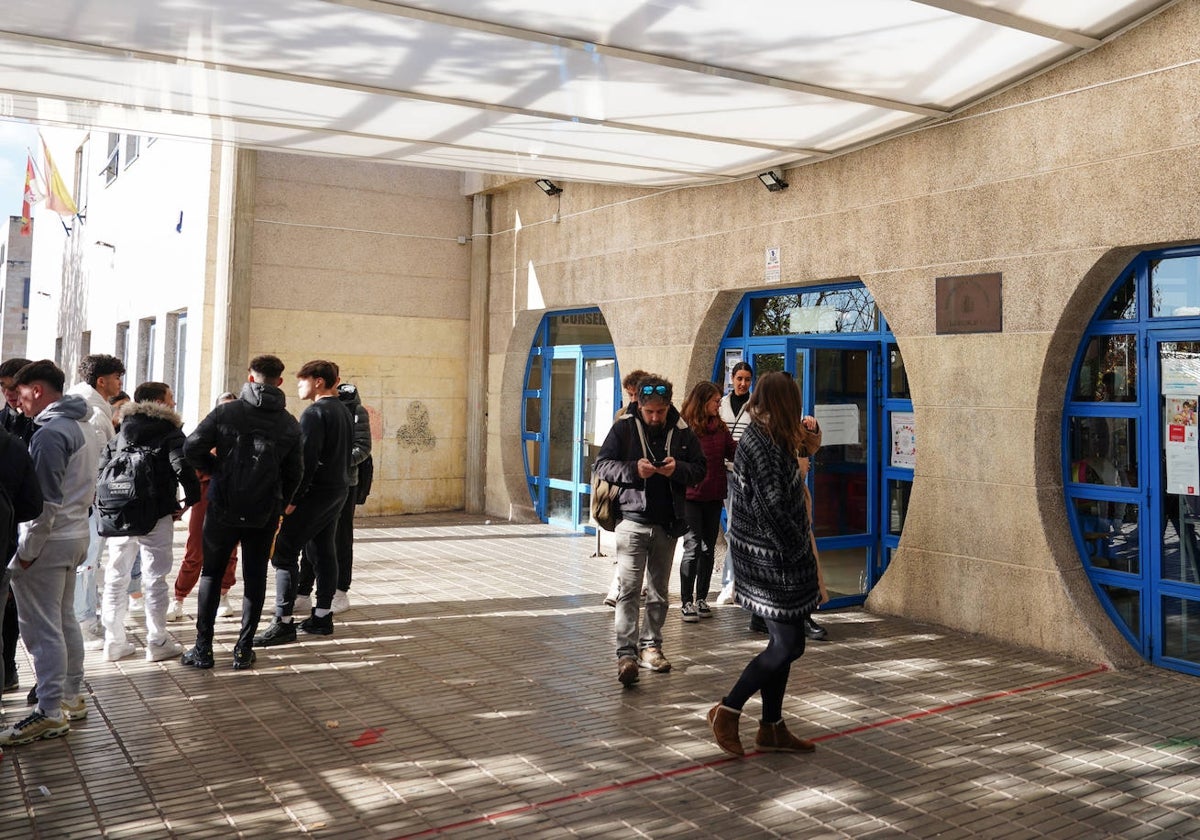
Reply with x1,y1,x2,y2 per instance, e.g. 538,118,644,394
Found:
593,375,705,687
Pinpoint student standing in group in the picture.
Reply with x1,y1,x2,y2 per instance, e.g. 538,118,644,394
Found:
0,361,100,746
254,359,352,647
0,356,34,699
708,372,827,757
96,382,200,663
678,381,736,624
180,356,303,670
603,369,649,608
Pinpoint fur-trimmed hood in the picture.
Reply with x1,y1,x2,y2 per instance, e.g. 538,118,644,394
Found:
119,399,184,428
117,400,184,446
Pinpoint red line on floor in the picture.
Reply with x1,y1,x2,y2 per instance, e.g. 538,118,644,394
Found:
390,663,1110,839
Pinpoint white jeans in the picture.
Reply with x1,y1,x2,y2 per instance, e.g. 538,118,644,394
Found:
102,515,175,647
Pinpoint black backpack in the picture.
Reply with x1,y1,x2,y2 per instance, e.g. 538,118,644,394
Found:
96,440,165,537
354,455,374,505
208,427,282,528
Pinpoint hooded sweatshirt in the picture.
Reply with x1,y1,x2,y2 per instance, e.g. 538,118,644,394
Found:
67,380,116,449
18,394,102,561
337,383,372,486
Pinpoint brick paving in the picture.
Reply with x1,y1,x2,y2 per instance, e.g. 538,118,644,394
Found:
3,513,1200,838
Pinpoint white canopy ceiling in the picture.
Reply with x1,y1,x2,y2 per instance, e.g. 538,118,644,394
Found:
0,0,1176,187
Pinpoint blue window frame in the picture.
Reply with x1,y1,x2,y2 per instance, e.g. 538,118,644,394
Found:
1064,245,1200,676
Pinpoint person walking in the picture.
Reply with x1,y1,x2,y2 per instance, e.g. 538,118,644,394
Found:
678,381,736,623
593,375,705,686
708,371,827,756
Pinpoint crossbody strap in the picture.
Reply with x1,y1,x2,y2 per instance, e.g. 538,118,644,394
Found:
633,419,672,462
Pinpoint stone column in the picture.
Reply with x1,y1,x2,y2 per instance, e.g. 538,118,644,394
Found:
210,147,255,399
465,193,491,513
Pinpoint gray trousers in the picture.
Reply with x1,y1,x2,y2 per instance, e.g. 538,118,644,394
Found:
613,520,676,659
10,537,88,719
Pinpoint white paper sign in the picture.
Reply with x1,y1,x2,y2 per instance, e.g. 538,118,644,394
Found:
814,403,860,446
765,247,781,284
890,411,916,469
1162,354,1200,395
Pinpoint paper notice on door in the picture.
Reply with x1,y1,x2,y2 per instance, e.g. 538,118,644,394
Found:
1165,397,1200,495
890,411,916,469
1162,354,1200,395
814,404,860,446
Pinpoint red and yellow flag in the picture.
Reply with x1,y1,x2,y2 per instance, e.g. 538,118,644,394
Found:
19,155,35,235
41,136,78,217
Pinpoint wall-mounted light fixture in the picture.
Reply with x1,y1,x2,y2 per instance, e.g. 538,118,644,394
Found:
535,178,563,196
757,170,789,192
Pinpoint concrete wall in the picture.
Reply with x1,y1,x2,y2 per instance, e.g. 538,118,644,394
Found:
0,216,33,359
481,1,1200,665
247,153,474,515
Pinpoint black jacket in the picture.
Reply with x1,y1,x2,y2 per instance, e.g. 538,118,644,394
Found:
1,426,44,558
593,403,706,530
338,383,372,486
0,404,34,445
294,396,353,499
183,381,303,520
101,401,202,520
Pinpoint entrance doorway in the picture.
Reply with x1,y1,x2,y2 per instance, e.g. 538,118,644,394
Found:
716,283,911,608
523,310,620,530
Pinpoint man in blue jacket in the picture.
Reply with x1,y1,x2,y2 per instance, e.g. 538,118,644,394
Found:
593,375,705,687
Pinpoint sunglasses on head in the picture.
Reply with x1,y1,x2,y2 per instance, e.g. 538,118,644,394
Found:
641,384,668,396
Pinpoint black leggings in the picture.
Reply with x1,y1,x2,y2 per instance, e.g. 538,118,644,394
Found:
723,617,807,723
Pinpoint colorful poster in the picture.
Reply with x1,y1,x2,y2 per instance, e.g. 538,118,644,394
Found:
723,349,743,391
1165,397,1200,495
890,411,916,469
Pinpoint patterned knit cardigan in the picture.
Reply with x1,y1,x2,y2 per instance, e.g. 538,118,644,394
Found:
728,422,820,623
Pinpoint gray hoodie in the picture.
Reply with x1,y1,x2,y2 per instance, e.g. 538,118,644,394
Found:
17,394,103,561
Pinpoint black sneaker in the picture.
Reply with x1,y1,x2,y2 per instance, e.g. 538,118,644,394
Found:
254,619,298,647
180,644,215,669
299,612,334,636
231,646,256,670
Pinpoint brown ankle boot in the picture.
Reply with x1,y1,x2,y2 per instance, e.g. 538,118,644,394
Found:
755,719,816,753
707,703,744,756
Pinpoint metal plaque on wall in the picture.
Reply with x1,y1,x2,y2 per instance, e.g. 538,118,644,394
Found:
935,272,1002,334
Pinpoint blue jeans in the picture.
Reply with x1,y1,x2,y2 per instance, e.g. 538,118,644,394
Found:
613,519,676,659
72,509,104,624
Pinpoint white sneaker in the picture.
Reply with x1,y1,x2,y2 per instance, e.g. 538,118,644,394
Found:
294,594,312,615
81,619,106,651
218,594,234,618
715,581,736,605
166,600,185,622
103,640,137,662
145,638,184,662
330,590,351,614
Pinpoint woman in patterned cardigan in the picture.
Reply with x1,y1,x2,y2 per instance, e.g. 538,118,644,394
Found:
707,371,827,756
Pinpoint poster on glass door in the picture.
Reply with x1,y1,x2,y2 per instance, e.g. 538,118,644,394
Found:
1165,397,1200,495
890,411,916,469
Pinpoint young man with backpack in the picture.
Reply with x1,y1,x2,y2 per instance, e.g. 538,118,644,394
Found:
180,355,303,670
96,382,201,662
254,359,352,646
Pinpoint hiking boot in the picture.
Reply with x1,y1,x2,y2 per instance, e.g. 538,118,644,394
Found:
180,644,215,669
680,602,699,623
299,612,334,636
61,695,88,721
103,640,137,662
639,646,671,672
0,710,70,745
231,646,256,670
708,703,744,757
166,599,186,622
254,619,298,647
617,656,639,687
146,637,184,662
696,599,712,618
330,590,351,614
755,719,816,753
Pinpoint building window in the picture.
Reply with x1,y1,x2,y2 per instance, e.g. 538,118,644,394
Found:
80,330,91,358
103,133,119,185
137,317,156,383
115,322,130,365
164,310,187,416
124,134,140,169
54,337,62,366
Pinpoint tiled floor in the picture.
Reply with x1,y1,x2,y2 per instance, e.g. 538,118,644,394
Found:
4,513,1200,838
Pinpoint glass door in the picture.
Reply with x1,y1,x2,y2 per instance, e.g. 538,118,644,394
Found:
1148,332,1200,669
540,347,619,530
786,339,878,607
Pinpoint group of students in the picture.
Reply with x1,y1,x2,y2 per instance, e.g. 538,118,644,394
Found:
594,365,828,756
0,352,370,752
